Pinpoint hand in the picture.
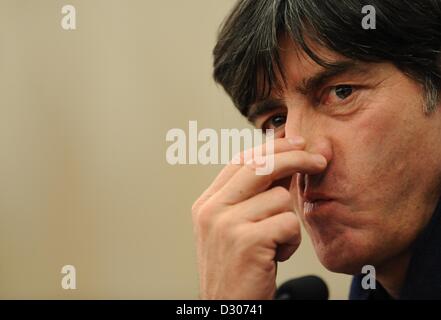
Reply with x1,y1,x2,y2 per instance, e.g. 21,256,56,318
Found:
191,137,328,299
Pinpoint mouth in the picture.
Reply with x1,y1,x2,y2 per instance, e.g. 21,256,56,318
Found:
303,199,335,215
298,173,336,215
302,189,334,205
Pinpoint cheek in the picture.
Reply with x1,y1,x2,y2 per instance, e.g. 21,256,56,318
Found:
334,99,425,207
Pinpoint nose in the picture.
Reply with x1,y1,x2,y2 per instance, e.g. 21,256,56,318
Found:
283,106,333,162
291,138,333,201
302,137,333,193
284,108,334,196
307,138,333,164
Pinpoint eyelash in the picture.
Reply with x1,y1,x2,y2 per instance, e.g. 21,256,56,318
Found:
318,84,357,107
260,84,359,131
261,112,287,132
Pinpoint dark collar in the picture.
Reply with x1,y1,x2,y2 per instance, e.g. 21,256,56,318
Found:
349,198,441,300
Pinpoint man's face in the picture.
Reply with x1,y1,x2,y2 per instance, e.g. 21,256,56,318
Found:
252,38,441,274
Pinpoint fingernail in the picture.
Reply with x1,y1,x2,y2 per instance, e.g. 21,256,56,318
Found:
287,136,305,146
313,154,327,166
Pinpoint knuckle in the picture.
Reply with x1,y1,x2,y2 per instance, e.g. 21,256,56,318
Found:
194,212,209,231
282,213,301,234
192,194,212,217
194,200,217,228
191,199,202,216
271,186,292,204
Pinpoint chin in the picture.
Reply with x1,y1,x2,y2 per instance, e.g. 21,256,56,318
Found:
316,247,367,275
310,228,376,275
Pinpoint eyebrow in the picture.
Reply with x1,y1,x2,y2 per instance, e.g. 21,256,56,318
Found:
247,60,368,123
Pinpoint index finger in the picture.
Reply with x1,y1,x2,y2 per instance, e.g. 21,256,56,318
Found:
213,150,327,205
192,137,305,210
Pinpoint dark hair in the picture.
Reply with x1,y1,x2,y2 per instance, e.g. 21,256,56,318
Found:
213,0,441,117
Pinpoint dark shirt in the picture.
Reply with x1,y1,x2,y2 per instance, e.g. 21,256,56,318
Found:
349,198,441,300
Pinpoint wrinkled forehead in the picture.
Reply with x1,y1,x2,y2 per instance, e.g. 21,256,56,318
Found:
253,34,355,105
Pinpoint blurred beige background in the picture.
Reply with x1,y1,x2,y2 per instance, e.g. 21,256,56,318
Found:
0,0,351,299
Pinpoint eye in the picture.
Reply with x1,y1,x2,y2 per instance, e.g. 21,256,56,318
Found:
261,113,287,131
334,85,353,99
321,84,354,105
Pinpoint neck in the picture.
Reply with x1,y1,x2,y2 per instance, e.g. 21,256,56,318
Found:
376,251,412,299
377,191,441,299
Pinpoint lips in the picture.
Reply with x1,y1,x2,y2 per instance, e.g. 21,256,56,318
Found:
302,185,335,216
297,171,338,217
303,199,335,216
303,193,332,203
298,173,333,202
